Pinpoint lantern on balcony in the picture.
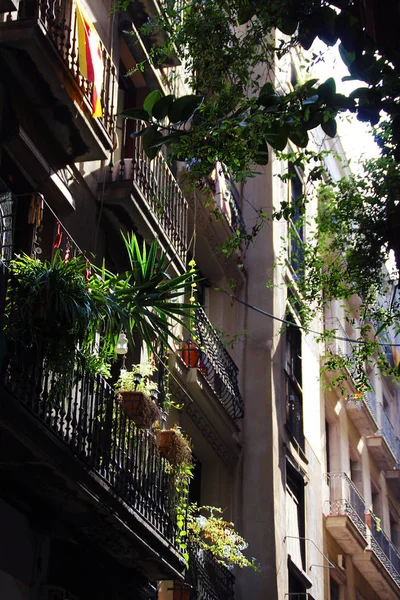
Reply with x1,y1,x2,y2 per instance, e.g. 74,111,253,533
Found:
116,331,128,355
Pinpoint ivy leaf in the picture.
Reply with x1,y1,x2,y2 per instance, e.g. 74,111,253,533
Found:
168,95,202,123
120,107,149,122
143,90,163,116
152,95,175,120
321,118,337,138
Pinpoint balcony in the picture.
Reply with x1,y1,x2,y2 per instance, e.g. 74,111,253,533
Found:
194,307,244,422
185,169,246,285
325,473,400,598
345,388,379,438
185,543,235,600
367,513,400,588
324,472,368,554
367,404,397,471
0,338,184,580
0,0,116,162
105,121,188,271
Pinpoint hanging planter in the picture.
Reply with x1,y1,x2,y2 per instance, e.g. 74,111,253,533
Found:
116,364,161,428
158,427,192,466
181,340,199,368
118,390,159,427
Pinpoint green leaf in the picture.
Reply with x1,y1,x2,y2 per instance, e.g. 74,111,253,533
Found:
143,90,163,115
278,16,298,36
237,2,255,25
120,107,149,122
130,125,153,139
321,118,337,138
152,95,175,120
288,129,309,148
317,78,336,103
338,44,355,68
254,141,269,165
142,125,160,159
168,95,202,123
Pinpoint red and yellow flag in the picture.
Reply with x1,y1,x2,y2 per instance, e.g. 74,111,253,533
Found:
76,0,103,118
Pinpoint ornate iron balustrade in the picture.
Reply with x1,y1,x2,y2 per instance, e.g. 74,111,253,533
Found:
8,0,116,140
363,389,378,421
325,472,367,538
368,512,400,587
1,340,176,545
377,403,397,458
186,543,235,600
111,120,188,265
194,307,244,421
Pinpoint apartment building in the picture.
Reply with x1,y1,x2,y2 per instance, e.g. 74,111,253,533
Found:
0,2,399,600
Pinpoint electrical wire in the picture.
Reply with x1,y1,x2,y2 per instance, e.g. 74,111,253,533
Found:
219,289,400,348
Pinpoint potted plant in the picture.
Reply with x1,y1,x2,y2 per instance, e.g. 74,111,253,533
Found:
180,339,200,368
116,362,161,427
157,424,192,465
4,251,113,382
186,504,259,571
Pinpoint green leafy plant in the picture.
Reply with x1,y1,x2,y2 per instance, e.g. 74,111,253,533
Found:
115,363,161,428
157,424,193,561
5,251,113,380
4,234,199,387
116,362,158,395
187,504,259,571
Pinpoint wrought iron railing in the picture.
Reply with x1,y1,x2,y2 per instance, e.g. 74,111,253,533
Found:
186,543,235,600
377,403,397,458
194,307,244,421
1,341,176,545
5,0,116,140
110,120,188,265
325,472,367,538
368,512,400,587
363,389,378,422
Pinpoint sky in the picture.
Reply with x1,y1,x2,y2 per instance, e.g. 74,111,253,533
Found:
310,40,379,167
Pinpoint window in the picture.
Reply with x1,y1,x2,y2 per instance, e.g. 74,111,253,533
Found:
288,166,304,276
330,577,340,600
285,316,304,449
286,460,306,572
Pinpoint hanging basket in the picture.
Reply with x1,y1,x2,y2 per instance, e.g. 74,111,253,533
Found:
158,429,192,465
181,340,199,368
118,390,159,428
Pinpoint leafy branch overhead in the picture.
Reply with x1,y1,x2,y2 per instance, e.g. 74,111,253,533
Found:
120,0,400,179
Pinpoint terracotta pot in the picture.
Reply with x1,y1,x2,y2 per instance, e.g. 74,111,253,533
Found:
118,390,158,427
158,429,191,465
181,340,199,368
158,429,176,459
173,581,192,600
